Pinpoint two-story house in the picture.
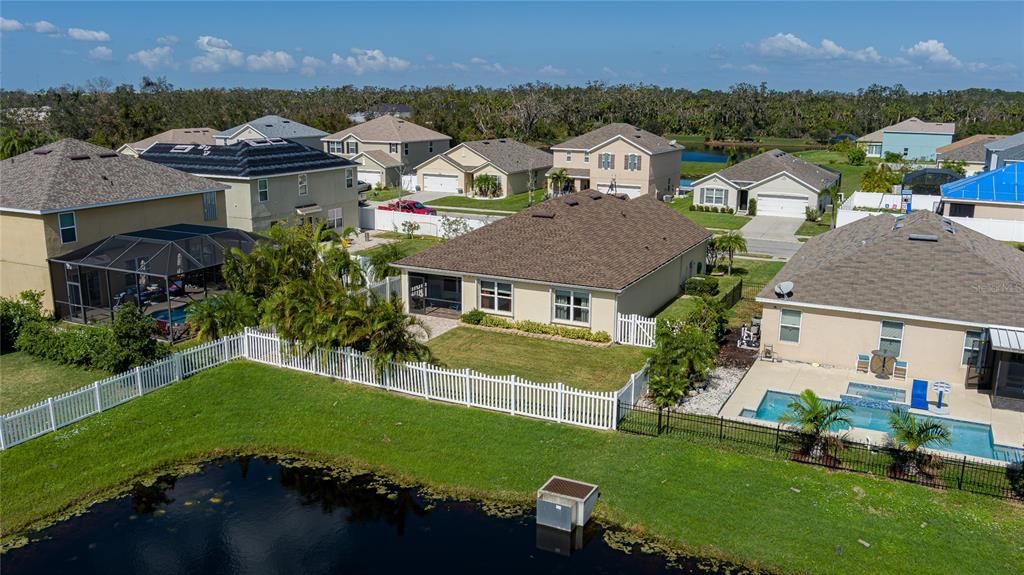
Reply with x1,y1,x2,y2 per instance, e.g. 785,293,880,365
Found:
321,116,451,188
857,117,955,161
214,115,328,149
984,131,1024,171
0,139,226,310
547,123,683,199
141,139,358,232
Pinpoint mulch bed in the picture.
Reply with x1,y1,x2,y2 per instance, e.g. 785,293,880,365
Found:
718,330,758,368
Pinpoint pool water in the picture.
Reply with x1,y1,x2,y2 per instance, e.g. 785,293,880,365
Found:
846,382,907,403
745,390,1023,462
150,306,189,325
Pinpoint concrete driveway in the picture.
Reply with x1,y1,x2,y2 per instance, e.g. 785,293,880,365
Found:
738,216,803,260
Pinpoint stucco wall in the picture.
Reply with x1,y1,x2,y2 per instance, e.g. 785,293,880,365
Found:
750,174,822,210
552,138,678,198
617,242,707,317
328,137,449,168
693,175,740,210
221,168,357,232
458,274,617,334
881,132,954,161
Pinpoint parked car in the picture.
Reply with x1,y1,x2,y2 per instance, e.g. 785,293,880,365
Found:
355,180,371,193
378,199,437,215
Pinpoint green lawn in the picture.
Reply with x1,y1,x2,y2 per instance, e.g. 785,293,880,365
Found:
427,327,647,391
2,361,1020,575
670,196,750,230
0,352,109,413
794,150,869,199
680,161,723,178
426,191,544,212
656,260,784,325
796,211,834,236
363,187,405,202
353,236,441,258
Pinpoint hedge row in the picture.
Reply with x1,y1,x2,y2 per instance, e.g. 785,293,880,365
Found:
461,309,611,343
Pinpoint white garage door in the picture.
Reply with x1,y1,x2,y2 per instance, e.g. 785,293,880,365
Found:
597,183,643,198
756,194,807,218
358,170,382,187
423,174,459,194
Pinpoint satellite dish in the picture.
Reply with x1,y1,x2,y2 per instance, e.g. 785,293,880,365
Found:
774,281,794,299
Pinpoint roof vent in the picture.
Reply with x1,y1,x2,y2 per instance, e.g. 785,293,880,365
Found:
69,154,90,160
565,199,579,206
532,211,555,219
892,215,906,230
33,149,53,155
908,234,939,242
282,120,291,123
587,191,603,200
774,281,794,299
171,145,194,153
941,219,955,234
98,152,118,158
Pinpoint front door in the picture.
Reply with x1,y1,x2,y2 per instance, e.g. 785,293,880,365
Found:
739,189,749,211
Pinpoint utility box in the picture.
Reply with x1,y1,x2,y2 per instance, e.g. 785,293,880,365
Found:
536,476,599,532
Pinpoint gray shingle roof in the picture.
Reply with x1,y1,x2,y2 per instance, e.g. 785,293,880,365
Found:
936,134,1006,163
551,123,681,154
396,191,711,290
323,115,450,143
546,167,591,178
460,139,552,173
0,139,225,214
986,130,1024,152
141,139,355,179
358,149,403,169
858,117,955,142
710,149,839,191
216,115,327,140
126,128,218,154
758,211,1024,328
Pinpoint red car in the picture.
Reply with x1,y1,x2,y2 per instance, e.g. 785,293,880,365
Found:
378,199,437,215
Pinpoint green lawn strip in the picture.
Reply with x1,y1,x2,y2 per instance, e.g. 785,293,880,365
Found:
2,361,1020,575
427,327,646,391
796,211,833,236
680,161,723,178
0,352,110,412
670,196,750,230
434,206,515,216
353,237,441,258
657,260,784,325
794,150,869,199
363,188,405,202
426,191,543,212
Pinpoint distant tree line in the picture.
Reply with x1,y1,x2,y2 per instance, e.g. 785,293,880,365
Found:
2,77,1023,155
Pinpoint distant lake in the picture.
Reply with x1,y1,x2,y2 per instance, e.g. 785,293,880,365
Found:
4,458,759,575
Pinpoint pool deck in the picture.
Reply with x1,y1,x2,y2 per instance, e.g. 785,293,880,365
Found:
722,360,1024,451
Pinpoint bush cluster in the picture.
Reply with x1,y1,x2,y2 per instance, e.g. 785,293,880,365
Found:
462,309,611,343
690,204,735,214
0,290,47,353
805,207,821,222
684,275,719,296
747,198,757,216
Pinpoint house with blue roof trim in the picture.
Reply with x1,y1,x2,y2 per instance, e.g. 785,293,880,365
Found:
938,163,1023,241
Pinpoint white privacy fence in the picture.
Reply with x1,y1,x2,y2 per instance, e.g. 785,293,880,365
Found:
617,313,657,348
358,206,492,237
1,328,650,450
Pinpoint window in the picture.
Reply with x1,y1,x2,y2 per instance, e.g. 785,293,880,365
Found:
902,148,909,157
297,173,308,195
879,321,904,357
566,151,572,162
625,154,642,171
346,169,354,188
779,309,801,342
170,144,194,153
479,280,512,313
202,191,218,221
389,143,399,154
428,141,434,153
583,151,590,163
404,143,409,156
598,153,615,170
257,179,269,202
963,330,984,366
948,203,974,218
700,187,728,206
327,207,343,229
553,289,590,324
346,141,358,154
328,141,344,154
867,144,881,157
58,212,77,244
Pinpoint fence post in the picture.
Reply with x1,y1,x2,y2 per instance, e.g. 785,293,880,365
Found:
629,373,636,405
718,416,724,441
958,456,967,490
135,366,144,397
47,397,57,431
774,424,781,453
510,376,517,416
0,416,5,450
222,337,230,364
464,368,472,406
556,383,564,423
657,407,663,435
173,352,183,382
242,327,250,359
344,349,352,381
421,364,431,399
93,382,103,413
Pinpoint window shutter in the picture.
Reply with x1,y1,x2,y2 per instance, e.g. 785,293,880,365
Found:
724,190,729,206
636,155,642,171
611,154,615,169
700,188,705,204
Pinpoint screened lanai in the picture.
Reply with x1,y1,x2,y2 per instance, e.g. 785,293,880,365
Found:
49,224,260,341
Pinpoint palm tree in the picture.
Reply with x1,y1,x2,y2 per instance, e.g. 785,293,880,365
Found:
647,322,717,407
344,295,432,378
548,168,569,196
888,408,951,476
185,292,258,342
779,389,854,457
473,174,500,198
713,232,747,275
367,243,403,282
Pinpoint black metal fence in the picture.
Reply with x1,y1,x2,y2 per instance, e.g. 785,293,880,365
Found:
617,403,1023,500
740,281,767,301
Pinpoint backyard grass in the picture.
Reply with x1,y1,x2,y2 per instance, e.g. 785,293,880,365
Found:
426,190,545,212
427,327,647,391
0,352,109,412
353,235,441,258
1,361,1020,575
656,260,785,326
794,150,869,199
680,160,723,178
796,211,834,236
362,187,406,202
670,196,750,230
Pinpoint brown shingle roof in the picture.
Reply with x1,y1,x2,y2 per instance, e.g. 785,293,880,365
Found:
758,211,1024,328
126,127,218,154
1,139,225,213
936,134,1006,163
358,149,403,169
460,139,552,173
551,123,681,154
396,191,711,290
710,149,839,191
323,115,450,143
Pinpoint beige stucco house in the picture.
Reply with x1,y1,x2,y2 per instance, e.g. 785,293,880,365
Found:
393,191,711,336
414,139,552,197
547,123,682,200
322,115,451,188
691,150,840,218
757,211,1024,401
0,139,226,311
117,128,218,157
214,115,328,149
141,139,359,232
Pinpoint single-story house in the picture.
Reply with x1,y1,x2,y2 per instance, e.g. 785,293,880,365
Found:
322,115,451,187
117,128,218,157
393,191,711,335
936,134,1007,176
415,139,552,197
984,131,1024,171
936,163,1023,241
757,210,1024,400
690,149,839,218
214,115,327,149
857,117,955,160
141,138,359,232
0,139,226,311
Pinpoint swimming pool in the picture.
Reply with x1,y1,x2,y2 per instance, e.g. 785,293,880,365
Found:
742,390,1024,463
846,382,907,403
150,306,189,325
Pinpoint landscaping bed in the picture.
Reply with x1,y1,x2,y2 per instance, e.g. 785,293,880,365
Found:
459,321,612,348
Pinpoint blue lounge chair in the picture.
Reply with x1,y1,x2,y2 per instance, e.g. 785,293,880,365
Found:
911,379,929,410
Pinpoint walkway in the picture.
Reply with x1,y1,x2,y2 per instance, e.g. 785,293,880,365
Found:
411,314,460,342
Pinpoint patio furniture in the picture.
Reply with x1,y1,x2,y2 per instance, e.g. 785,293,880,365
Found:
893,360,908,381
870,349,898,379
856,354,870,373
931,381,951,415
911,379,929,410
761,344,774,362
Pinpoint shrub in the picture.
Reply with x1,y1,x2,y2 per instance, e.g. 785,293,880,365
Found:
107,302,165,372
686,296,727,341
688,204,696,211
684,275,719,296
0,290,47,353
847,147,867,166
726,208,735,215
747,198,757,216
461,308,486,325
805,207,821,222
468,313,610,342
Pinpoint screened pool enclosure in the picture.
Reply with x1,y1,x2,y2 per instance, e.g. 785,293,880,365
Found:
49,224,260,341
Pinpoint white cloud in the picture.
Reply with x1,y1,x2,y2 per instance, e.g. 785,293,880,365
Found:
466,56,506,73
719,63,768,73
88,46,113,60
331,48,410,74
130,46,177,70
191,35,244,72
751,33,904,65
905,39,962,68
450,62,468,71
601,66,618,78
0,17,24,31
246,50,296,72
469,57,488,65
300,56,325,77
156,35,179,45
33,21,58,34
538,65,565,77
68,27,111,42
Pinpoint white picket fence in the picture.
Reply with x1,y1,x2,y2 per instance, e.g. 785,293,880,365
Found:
0,328,650,450
616,313,657,348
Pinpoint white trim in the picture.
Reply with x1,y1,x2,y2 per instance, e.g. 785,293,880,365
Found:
391,265,621,294
552,134,655,155
58,211,77,245
551,287,592,327
962,329,985,366
779,308,802,344
219,124,269,141
257,179,269,203
0,187,225,215
878,320,904,357
188,165,352,181
478,278,514,316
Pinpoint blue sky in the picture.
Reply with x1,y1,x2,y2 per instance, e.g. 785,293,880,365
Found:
1,1,1022,92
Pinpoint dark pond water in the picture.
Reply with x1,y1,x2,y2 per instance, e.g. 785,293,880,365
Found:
5,458,760,575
